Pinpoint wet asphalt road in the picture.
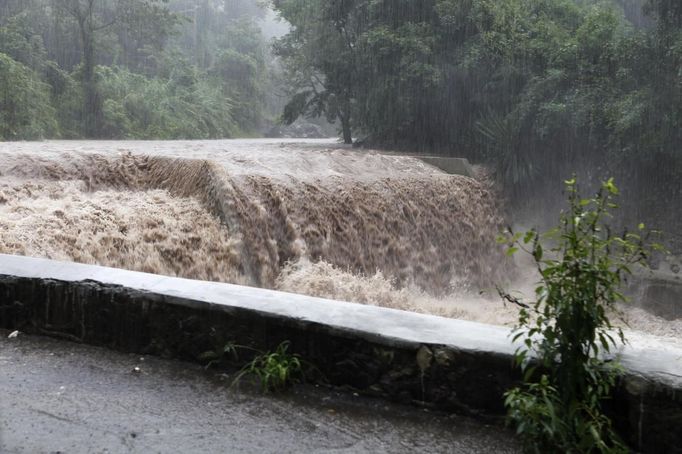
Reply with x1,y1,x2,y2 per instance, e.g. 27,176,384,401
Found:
0,332,519,454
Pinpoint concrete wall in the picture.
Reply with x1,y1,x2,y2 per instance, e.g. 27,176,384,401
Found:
628,273,682,321
416,157,475,177
0,254,680,452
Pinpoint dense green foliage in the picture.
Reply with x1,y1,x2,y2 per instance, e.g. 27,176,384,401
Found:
500,178,660,452
97,64,235,139
0,52,57,139
273,0,682,236
0,0,271,139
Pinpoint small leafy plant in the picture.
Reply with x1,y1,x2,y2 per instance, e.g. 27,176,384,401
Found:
232,341,304,393
499,178,662,453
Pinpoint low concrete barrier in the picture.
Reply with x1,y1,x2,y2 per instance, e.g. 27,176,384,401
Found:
416,157,475,177
628,272,682,321
0,254,680,452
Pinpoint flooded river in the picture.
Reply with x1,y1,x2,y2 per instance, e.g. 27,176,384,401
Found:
0,139,678,339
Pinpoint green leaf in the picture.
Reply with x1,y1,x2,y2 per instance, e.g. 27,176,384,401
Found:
604,178,619,195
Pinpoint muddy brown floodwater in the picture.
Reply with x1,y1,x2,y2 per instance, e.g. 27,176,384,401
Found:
0,139,679,341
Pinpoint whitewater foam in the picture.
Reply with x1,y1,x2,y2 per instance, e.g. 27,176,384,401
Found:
0,140,677,340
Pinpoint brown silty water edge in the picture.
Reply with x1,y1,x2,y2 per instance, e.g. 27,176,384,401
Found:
0,139,679,340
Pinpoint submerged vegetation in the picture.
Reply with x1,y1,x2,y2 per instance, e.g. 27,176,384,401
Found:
500,178,662,452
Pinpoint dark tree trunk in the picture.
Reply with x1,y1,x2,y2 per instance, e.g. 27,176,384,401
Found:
77,15,102,137
339,112,352,144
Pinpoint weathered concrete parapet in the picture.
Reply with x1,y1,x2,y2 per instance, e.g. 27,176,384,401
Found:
0,254,680,452
415,157,475,177
627,272,682,320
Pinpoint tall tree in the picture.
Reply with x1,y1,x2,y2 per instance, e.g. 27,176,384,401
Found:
52,0,175,137
273,0,362,144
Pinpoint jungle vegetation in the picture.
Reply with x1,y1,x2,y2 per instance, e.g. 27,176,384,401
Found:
0,0,271,140
272,0,681,240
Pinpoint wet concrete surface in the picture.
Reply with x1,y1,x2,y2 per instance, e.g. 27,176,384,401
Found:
0,332,519,454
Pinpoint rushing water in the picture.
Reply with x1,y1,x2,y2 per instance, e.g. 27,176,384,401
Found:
0,140,679,338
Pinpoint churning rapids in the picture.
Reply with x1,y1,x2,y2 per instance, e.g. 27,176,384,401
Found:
0,139,679,339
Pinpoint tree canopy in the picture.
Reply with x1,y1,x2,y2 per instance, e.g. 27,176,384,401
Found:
272,0,681,237
0,0,273,139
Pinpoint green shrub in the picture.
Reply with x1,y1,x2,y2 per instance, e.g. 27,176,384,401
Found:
96,64,236,139
0,52,57,140
500,178,662,453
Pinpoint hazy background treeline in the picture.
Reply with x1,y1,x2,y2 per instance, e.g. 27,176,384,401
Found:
272,0,681,243
0,0,282,140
